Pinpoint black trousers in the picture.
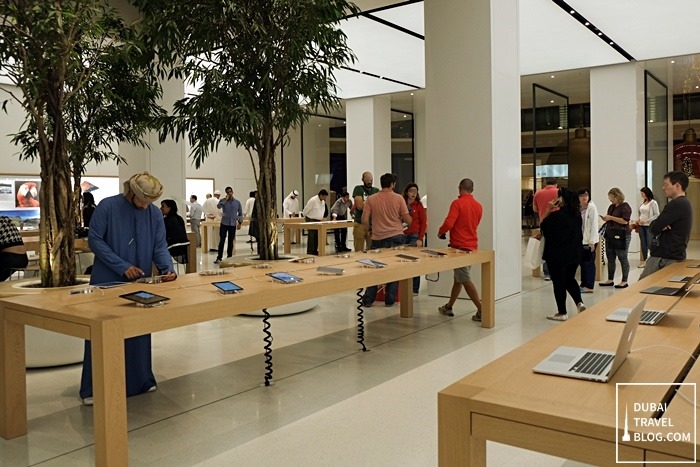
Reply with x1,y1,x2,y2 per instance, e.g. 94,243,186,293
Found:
0,251,29,281
217,224,237,259
333,215,347,250
548,261,582,314
305,217,320,254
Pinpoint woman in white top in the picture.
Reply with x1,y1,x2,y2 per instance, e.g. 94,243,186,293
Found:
577,187,599,293
636,187,659,267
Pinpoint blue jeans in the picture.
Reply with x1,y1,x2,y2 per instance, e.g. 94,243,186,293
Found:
638,226,652,260
579,244,596,289
362,235,405,305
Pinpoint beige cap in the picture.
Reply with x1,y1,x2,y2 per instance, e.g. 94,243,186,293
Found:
214,190,221,195
123,172,163,203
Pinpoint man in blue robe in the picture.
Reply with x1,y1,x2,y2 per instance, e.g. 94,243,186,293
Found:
80,172,176,405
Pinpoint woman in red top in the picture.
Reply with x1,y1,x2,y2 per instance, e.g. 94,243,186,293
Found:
403,183,427,294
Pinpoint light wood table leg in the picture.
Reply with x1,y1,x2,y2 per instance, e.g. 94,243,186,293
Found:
399,278,413,318
480,253,495,328
438,385,486,467
202,225,209,254
0,312,27,439
91,321,127,466
284,226,292,254
318,227,326,256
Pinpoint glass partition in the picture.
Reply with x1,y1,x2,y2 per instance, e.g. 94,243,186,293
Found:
645,72,669,208
391,109,414,191
524,84,569,227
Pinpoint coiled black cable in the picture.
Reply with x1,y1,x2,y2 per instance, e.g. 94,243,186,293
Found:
262,308,274,386
356,289,369,352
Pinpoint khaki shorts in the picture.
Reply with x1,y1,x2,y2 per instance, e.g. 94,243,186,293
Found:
454,266,471,283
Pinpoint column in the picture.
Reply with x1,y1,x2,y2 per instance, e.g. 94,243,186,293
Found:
346,96,391,184
590,63,645,255
119,77,186,214
413,93,427,194
424,0,521,300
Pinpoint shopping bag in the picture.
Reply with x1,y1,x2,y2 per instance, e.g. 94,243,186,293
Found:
524,237,545,270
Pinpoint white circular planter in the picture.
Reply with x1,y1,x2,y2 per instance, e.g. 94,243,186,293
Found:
2,279,86,368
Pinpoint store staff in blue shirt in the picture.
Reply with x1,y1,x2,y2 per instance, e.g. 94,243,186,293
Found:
214,186,243,263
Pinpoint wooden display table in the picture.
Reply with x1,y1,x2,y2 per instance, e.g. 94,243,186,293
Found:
438,261,700,466
282,219,354,255
0,247,494,466
276,216,305,244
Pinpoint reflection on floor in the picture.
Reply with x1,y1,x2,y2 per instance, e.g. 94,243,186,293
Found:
3,234,698,466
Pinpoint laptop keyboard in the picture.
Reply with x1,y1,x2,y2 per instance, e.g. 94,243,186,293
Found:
640,309,664,324
570,352,614,376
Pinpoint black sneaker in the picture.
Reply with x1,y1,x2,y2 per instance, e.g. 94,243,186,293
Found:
213,259,221,264
438,305,454,317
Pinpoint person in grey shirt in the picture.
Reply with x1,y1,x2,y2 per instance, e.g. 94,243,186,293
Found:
330,191,352,253
637,171,693,279
188,195,203,247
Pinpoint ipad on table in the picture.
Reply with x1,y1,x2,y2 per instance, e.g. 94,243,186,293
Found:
267,272,304,284
357,258,387,268
421,249,446,257
317,266,345,275
119,290,169,306
212,281,243,294
396,254,419,262
93,281,128,289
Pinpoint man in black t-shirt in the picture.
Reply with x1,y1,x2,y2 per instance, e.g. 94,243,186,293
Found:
351,171,379,252
638,171,693,279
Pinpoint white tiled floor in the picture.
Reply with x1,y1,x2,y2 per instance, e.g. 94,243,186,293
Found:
3,233,698,466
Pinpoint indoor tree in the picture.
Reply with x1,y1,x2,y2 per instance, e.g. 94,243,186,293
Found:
0,0,161,286
138,0,357,260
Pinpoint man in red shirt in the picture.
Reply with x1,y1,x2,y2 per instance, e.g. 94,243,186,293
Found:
532,178,558,280
437,178,484,321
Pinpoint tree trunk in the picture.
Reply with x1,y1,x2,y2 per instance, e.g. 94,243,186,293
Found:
255,130,278,261
38,106,78,287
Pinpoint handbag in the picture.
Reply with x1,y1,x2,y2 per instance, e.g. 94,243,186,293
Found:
524,237,545,269
605,228,627,251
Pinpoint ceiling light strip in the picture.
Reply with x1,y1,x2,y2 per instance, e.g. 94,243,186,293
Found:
340,66,421,89
364,13,424,40
551,0,635,61
343,0,423,20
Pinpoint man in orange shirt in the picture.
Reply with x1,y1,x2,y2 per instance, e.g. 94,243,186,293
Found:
532,178,559,280
437,178,484,322
360,173,412,307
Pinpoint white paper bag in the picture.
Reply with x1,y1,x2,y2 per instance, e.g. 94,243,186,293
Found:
524,237,545,270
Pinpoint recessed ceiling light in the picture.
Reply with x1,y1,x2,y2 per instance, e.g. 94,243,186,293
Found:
671,60,675,64
343,121,346,124
410,93,414,96
550,75,555,78
585,22,589,26
569,10,575,14
318,124,321,127
609,41,614,45
403,115,407,118
550,100,554,103
597,32,602,36
696,86,699,89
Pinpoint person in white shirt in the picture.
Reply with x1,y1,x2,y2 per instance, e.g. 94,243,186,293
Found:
202,190,222,251
302,189,329,255
282,190,300,217
577,187,599,293
187,195,203,247
244,191,256,218
635,187,660,267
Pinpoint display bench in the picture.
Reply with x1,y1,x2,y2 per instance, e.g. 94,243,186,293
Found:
282,219,354,256
0,247,494,466
438,261,700,466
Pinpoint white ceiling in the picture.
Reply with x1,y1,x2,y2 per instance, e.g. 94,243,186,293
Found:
336,0,700,101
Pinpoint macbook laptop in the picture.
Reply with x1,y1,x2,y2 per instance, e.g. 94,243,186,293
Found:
668,275,700,283
532,297,645,383
606,290,691,325
640,271,700,296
